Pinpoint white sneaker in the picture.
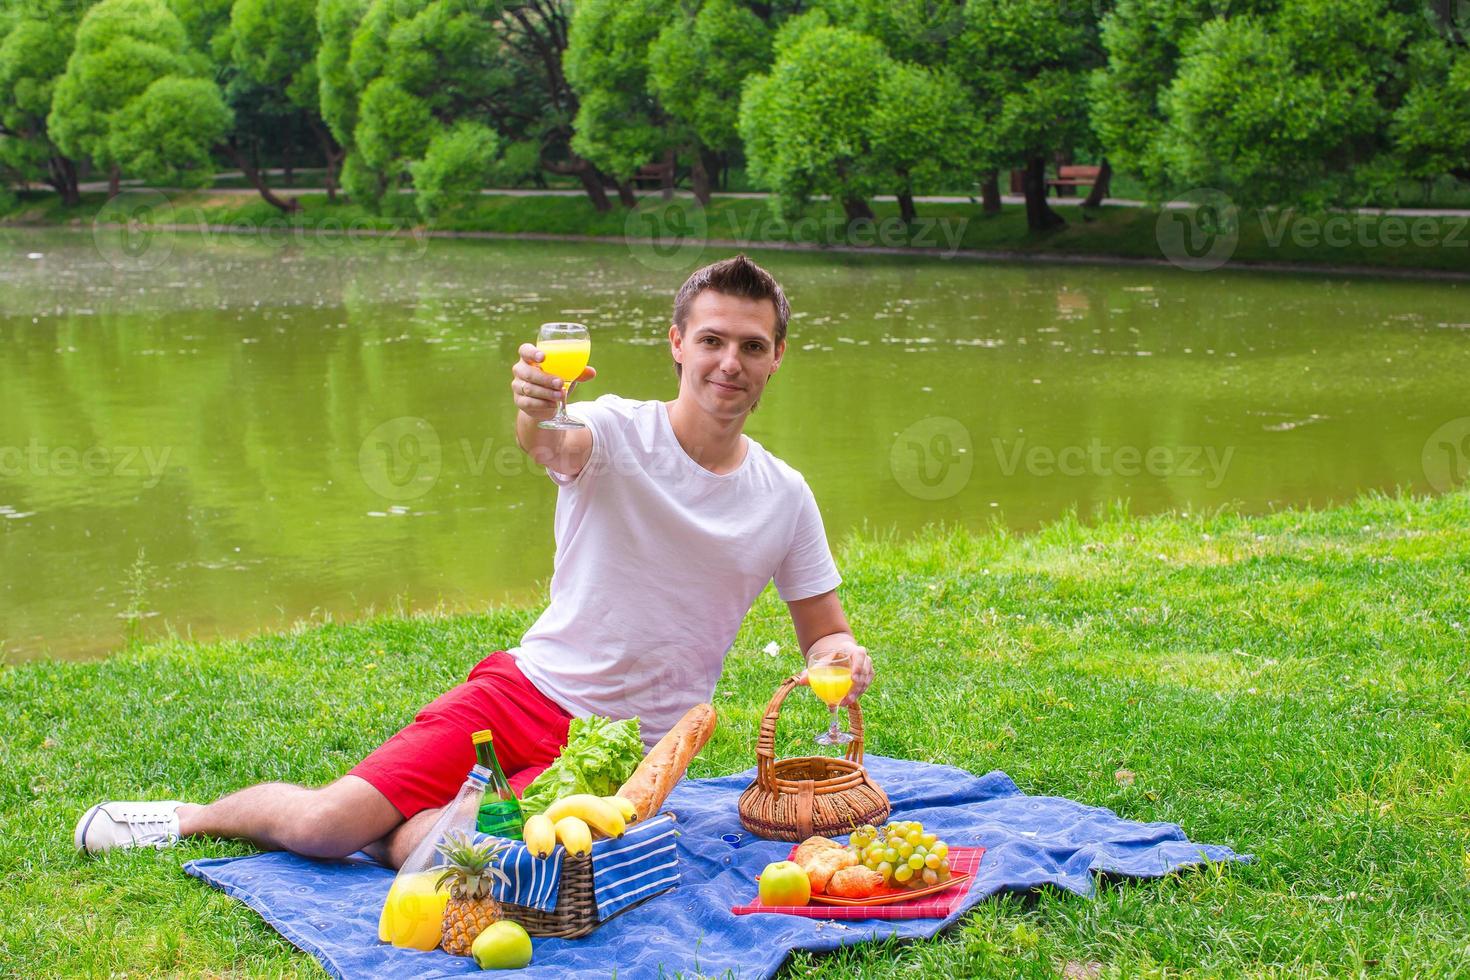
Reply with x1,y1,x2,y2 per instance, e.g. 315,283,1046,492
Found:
74,801,185,854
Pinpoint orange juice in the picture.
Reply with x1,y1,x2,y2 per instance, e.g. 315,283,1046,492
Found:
378,871,450,950
536,338,591,385
808,665,853,707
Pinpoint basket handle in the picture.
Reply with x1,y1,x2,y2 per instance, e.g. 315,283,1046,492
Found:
755,674,865,792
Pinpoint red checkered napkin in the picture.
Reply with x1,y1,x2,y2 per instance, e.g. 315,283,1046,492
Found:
730,846,984,920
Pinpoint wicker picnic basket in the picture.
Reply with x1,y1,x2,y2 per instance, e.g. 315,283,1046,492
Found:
498,853,599,939
494,814,680,939
737,675,890,841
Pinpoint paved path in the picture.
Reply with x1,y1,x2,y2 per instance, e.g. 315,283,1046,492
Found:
74,173,1470,218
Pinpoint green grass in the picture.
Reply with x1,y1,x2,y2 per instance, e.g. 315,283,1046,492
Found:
6,187,1470,275
3,488,1468,977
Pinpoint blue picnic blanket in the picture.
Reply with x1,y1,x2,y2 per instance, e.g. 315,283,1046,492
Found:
183,756,1249,979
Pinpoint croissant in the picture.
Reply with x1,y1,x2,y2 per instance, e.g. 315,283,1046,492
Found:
826,866,885,899
798,846,856,893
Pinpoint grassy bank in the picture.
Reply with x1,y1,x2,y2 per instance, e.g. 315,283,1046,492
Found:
5,187,1470,276
2,490,1469,977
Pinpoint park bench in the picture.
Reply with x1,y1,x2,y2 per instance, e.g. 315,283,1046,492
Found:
631,161,674,187
1047,165,1101,196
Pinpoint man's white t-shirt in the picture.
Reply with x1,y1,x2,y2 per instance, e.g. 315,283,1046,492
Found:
510,394,841,745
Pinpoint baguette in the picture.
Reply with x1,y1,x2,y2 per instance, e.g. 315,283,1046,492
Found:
616,703,717,821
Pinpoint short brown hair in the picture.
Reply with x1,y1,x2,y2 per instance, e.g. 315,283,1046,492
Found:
672,254,790,377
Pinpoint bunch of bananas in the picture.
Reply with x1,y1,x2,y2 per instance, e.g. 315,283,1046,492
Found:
521,795,637,858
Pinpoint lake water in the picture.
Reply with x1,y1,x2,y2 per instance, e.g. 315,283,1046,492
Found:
3,228,1468,661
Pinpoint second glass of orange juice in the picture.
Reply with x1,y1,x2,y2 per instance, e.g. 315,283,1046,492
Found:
808,648,856,746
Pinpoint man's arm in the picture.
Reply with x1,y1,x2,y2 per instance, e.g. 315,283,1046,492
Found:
512,341,595,477
787,588,874,706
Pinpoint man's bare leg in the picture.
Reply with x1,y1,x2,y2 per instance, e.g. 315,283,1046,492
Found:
362,806,443,869
175,775,403,860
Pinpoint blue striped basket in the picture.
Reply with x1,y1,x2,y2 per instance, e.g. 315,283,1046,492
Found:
474,812,679,938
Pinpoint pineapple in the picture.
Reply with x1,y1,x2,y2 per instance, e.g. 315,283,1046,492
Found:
434,830,512,956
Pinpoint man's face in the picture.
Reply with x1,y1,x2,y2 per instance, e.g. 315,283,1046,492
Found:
669,290,785,420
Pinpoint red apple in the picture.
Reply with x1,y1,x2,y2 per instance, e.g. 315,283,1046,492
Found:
758,860,811,906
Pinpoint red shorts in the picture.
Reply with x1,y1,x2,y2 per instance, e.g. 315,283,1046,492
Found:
349,651,572,819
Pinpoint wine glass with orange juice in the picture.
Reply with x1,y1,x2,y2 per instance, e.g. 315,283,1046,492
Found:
808,648,856,746
536,322,591,430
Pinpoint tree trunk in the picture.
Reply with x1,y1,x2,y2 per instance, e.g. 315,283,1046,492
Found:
616,179,638,208
221,140,301,213
842,196,875,222
691,146,718,206
898,191,917,224
1082,158,1112,208
543,153,612,211
980,170,1001,214
282,124,295,188
47,153,80,206
1022,156,1065,232
576,167,611,210
107,165,120,199
306,118,344,203
659,147,675,201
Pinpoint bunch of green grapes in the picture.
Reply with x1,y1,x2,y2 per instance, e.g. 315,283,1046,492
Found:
847,820,951,888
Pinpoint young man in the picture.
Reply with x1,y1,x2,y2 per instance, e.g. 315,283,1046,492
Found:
75,254,873,866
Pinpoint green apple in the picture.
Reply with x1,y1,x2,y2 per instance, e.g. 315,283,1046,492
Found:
471,920,533,970
758,860,811,906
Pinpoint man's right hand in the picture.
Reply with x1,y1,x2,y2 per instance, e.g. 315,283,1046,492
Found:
512,342,596,422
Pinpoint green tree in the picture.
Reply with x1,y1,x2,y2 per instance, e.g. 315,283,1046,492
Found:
869,63,974,222
1159,1,1414,208
410,119,500,218
0,0,93,204
646,0,772,204
739,18,892,221
952,0,1107,231
107,75,233,186
48,0,230,196
494,0,619,210
816,0,966,66
1393,42,1470,185
170,0,304,211
230,0,345,198
325,0,510,219
1090,0,1212,194
1094,0,1453,208
565,0,675,207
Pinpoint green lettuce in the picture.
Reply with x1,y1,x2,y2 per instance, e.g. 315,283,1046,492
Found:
517,715,644,817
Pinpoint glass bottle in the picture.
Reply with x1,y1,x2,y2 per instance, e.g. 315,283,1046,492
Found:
472,729,524,839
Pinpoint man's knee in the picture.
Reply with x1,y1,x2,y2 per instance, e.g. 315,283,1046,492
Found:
286,779,401,859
